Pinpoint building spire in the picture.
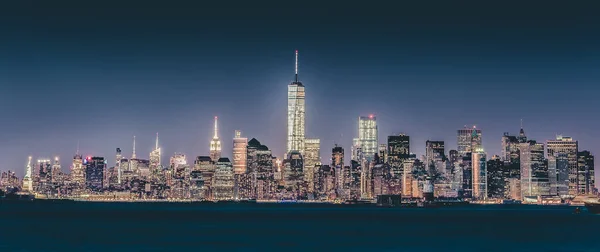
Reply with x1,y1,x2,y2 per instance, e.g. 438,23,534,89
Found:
76,140,80,155
132,136,137,159
295,49,298,83
155,132,159,151
213,116,219,139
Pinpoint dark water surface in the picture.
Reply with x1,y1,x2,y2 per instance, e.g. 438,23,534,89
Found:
1,201,598,251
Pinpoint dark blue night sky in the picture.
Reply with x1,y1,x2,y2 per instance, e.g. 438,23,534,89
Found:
1,1,598,181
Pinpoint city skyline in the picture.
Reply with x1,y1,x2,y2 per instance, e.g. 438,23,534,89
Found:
1,2,598,182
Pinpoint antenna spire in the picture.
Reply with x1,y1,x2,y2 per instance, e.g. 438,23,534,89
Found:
76,140,80,155
213,116,219,139
132,136,137,159
295,49,298,82
155,132,159,150
520,118,523,129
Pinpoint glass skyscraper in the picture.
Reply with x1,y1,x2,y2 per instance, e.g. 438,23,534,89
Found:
358,115,378,161
287,50,305,155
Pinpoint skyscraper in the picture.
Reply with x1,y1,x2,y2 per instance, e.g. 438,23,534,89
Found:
304,138,320,191
213,157,234,200
232,130,248,174
150,133,161,172
284,151,304,189
520,141,548,197
358,115,378,161
472,149,487,200
548,153,569,197
546,135,578,196
210,116,222,162
388,134,410,177
425,140,445,166
577,151,595,195
287,50,305,155
84,156,105,192
457,126,482,156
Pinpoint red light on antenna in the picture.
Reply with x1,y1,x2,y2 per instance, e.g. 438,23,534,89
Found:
369,114,374,119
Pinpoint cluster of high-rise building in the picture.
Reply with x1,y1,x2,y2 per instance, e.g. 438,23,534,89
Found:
1,51,596,203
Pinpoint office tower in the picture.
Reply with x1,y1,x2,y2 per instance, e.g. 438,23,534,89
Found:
472,149,487,200
84,157,105,192
51,156,62,182
486,156,505,199
460,153,473,198
170,153,190,199
170,153,187,167
213,157,234,200
425,140,445,166
401,159,415,197
387,134,410,176
210,116,222,162
232,130,248,174
284,151,304,189
577,151,595,194
351,138,360,161
548,153,569,197
378,144,387,164
287,50,305,155
520,141,548,197
34,159,52,193
304,138,320,192
331,145,344,194
331,145,344,168
358,115,378,161
246,138,275,200
314,165,336,199
448,150,459,164
501,133,522,163
22,156,33,192
457,126,482,156
546,135,578,196
150,133,161,172
194,156,215,199
71,151,85,190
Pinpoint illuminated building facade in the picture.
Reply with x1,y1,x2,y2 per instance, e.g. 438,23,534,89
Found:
358,115,378,161
286,50,305,155
577,151,595,194
303,138,320,191
194,156,214,199
284,151,304,190
150,133,161,173
232,130,248,174
548,153,569,197
520,141,548,197
425,140,445,167
213,157,234,200
210,116,222,162
84,156,106,192
457,126,482,156
471,149,487,200
546,135,578,196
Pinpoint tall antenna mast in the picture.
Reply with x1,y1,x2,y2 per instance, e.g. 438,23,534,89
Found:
76,140,80,155
214,116,219,139
520,118,523,129
295,49,298,83
155,132,159,150
132,136,137,159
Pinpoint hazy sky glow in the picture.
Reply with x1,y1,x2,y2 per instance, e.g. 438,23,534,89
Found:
0,1,598,182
